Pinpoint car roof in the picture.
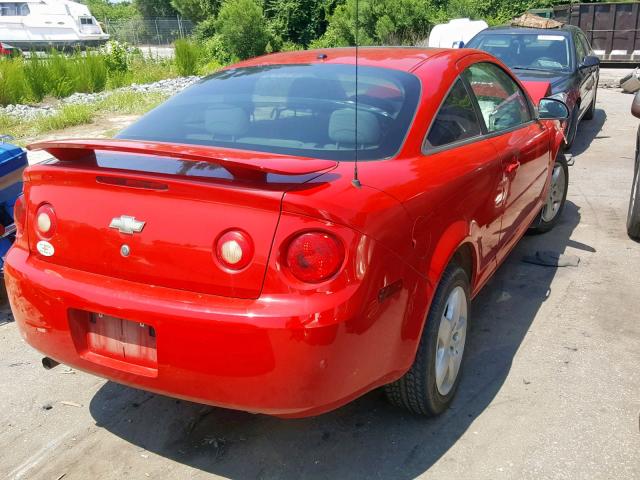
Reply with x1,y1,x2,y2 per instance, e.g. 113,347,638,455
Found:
231,47,469,73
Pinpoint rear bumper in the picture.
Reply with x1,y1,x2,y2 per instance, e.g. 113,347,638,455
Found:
6,246,420,417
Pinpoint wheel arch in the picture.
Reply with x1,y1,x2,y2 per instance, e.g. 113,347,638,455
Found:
426,221,478,293
395,228,478,386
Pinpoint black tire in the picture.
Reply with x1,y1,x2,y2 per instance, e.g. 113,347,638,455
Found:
627,151,640,240
584,88,597,121
385,262,470,416
564,105,580,149
529,154,569,234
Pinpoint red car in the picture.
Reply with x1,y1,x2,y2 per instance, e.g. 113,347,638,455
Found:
0,42,21,57
6,48,569,418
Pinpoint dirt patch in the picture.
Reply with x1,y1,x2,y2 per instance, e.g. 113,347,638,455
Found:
25,114,140,164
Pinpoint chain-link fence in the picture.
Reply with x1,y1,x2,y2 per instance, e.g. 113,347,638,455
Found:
101,17,195,48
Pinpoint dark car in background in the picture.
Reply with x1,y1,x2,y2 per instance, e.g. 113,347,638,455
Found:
466,25,600,148
628,92,640,240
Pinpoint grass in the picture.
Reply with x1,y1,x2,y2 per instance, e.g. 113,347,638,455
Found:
0,49,177,106
0,59,29,105
0,91,168,145
95,91,168,115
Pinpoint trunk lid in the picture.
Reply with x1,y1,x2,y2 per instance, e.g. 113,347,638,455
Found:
25,139,336,299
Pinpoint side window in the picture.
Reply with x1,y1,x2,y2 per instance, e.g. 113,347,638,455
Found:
426,79,482,148
579,33,592,57
463,63,531,133
574,34,587,63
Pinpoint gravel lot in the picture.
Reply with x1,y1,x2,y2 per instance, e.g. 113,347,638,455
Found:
1,86,639,480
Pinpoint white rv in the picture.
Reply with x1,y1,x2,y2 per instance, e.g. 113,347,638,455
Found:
0,0,109,50
428,18,488,49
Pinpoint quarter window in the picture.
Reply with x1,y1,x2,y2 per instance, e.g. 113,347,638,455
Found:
426,79,482,148
463,63,531,133
575,33,587,63
578,33,592,58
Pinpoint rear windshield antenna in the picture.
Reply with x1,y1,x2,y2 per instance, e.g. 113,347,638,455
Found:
352,0,361,188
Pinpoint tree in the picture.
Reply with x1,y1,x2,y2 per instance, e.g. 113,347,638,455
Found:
82,0,138,21
170,0,221,22
134,0,178,18
315,0,436,47
263,0,338,47
216,0,269,59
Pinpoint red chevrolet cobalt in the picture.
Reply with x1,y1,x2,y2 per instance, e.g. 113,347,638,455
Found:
6,48,569,417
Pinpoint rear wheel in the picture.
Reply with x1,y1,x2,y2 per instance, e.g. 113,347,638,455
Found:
385,263,470,415
627,151,640,240
530,154,569,234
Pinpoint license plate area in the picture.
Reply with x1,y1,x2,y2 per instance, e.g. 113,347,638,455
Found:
69,310,158,377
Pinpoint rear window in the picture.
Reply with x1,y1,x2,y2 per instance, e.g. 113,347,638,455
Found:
118,64,421,161
467,32,571,72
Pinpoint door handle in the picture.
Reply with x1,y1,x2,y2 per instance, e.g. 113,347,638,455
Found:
505,159,520,174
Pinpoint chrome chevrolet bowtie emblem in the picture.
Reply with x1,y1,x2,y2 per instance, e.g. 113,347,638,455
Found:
109,215,146,235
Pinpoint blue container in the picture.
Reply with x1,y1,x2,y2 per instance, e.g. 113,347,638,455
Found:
0,142,27,271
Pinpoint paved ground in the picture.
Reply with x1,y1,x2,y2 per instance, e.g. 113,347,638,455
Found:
1,87,639,480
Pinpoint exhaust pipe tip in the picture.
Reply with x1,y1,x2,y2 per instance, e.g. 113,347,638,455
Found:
42,357,60,370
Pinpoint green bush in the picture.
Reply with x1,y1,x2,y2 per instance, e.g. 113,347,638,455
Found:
216,0,269,60
104,40,130,74
174,39,200,76
200,34,232,65
0,58,29,105
194,16,217,41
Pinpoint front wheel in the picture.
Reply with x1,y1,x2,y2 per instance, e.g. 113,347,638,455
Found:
529,154,569,234
627,152,640,240
385,263,470,415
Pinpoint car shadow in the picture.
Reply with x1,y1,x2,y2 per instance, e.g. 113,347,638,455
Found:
569,107,607,157
89,201,586,479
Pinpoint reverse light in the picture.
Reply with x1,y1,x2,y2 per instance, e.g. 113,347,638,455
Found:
216,230,254,270
35,204,57,239
286,231,345,283
13,194,26,236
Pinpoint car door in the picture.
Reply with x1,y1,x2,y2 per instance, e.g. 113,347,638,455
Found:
574,31,596,116
462,62,551,262
421,77,505,287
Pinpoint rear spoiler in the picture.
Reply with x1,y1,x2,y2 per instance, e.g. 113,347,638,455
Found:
28,139,338,177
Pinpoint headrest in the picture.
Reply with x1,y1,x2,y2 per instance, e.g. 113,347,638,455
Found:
204,105,249,137
328,109,381,146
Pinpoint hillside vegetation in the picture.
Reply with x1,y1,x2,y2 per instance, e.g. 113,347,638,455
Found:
88,0,612,63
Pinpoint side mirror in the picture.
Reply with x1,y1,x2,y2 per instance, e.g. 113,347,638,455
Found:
538,98,570,120
579,55,600,69
632,91,640,119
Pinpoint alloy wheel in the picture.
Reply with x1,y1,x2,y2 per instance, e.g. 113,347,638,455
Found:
435,286,468,396
541,163,566,222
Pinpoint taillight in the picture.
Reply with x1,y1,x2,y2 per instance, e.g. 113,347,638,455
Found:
285,231,345,283
35,204,57,239
14,194,26,236
215,229,254,270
